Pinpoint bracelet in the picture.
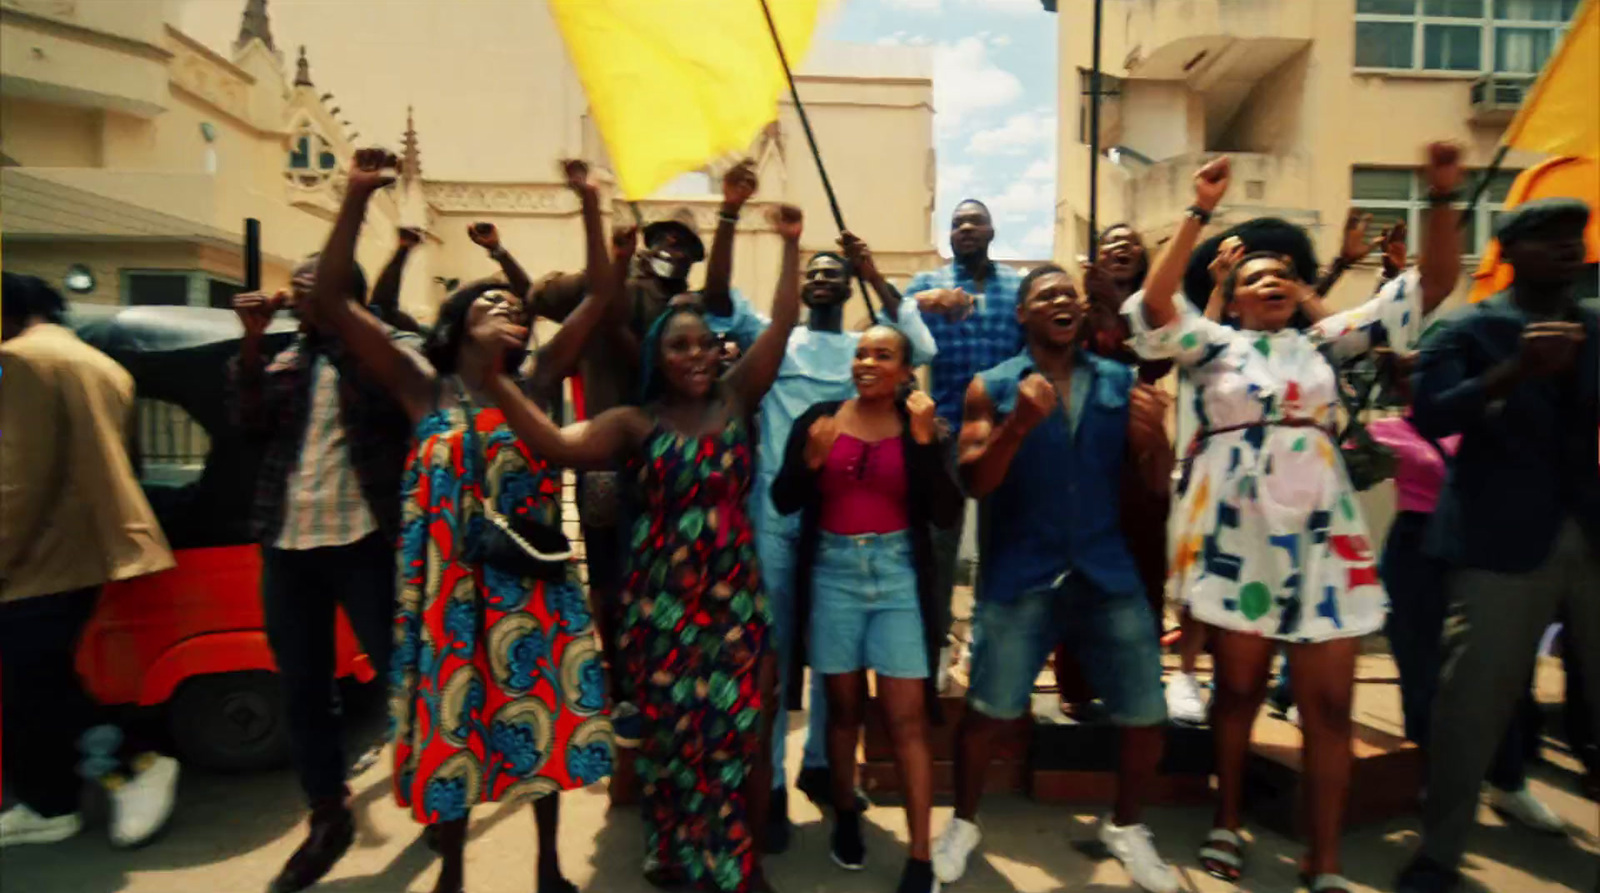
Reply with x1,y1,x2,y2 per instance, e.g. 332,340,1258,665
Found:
718,209,741,224
1186,205,1214,224
488,246,507,260
1426,190,1461,205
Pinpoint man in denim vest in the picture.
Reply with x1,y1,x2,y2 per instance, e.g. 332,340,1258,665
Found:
931,264,1177,893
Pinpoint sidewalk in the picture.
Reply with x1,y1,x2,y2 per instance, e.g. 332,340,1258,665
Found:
2,653,1595,893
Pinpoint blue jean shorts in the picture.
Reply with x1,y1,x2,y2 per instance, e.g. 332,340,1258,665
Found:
968,571,1165,725
809,530,929,679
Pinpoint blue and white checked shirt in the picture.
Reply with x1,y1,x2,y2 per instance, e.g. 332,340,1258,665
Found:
903,260,1025,431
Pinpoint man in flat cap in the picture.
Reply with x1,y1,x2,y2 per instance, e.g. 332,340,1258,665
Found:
1399,197,1600,893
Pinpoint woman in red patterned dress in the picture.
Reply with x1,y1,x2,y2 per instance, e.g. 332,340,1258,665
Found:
305,149,626,893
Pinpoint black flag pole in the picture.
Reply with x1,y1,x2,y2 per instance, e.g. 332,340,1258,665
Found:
757,0,878,324
1087,0,1105,260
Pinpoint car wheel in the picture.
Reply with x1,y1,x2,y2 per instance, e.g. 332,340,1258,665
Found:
167,671,291,772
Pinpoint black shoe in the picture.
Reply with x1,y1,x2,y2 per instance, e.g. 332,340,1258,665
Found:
268,801,355,893
1396,855,1460,893
830,809,866,871
896,857,938,893
764,786,791,855
796,766,871,812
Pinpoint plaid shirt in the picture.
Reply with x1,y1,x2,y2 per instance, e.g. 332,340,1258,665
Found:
904,260,1025,431
229,328,419,548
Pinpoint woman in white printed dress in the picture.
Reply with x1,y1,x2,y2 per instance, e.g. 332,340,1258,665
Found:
1122,147,1463,893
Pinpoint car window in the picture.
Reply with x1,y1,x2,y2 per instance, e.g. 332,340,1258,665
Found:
136,398,209,487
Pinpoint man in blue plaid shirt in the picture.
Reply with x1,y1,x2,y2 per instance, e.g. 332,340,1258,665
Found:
902,199,1024,661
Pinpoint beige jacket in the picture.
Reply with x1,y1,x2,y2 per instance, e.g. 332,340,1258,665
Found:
0,324,175,602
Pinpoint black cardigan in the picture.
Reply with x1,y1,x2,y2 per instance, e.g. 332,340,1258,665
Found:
769,399,965,721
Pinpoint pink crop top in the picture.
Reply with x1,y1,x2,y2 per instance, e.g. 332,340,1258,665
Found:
818,434,909,535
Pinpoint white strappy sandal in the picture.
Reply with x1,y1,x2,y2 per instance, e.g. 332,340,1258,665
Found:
1197,827,1246,881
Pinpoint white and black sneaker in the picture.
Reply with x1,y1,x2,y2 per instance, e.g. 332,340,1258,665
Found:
830,809,866,870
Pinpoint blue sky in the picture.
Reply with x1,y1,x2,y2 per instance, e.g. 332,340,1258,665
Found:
823,0,1059,259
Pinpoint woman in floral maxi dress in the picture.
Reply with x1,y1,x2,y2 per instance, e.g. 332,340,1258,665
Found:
305,150,626,893
486,204,807,893
1122,149,1463,893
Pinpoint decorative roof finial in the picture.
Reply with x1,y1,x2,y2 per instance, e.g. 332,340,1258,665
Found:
294,45,313,87
234,0,275,54
401,105,422,182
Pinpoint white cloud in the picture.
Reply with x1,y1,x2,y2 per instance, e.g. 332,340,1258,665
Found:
989,34,1013,47
959,0,1044,13
965,110,1054,156
883,0,941,9
1022,158,1054,181
985,176,1055,223
1020,223,1055,252
876,29,932,46
940,163,976,199
932,37,1024,133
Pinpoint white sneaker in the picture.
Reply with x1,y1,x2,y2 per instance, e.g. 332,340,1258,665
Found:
109,754,180,848
1098,818,1179,893
932,817,981,884
1165,672,1207,726
1488,784,1566,835
0,804,83,847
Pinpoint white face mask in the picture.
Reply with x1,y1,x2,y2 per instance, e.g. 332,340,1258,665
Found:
647,255,678,279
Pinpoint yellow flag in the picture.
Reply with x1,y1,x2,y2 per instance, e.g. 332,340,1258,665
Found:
1503,0,1599,159
550,0,826,200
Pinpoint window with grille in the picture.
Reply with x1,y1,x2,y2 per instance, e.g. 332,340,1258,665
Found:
1353,0,1578,73
1350,166,1521,257
286,126,339,187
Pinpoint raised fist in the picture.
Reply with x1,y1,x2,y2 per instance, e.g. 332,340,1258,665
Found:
769,204,804,242
348,148,398,194
906,390,938,444
1422,141,1465,196
804,414,842,470
1193,156,1231,212
723,159,758,210
233,290,284,337
839,230,877,280
561,158,592,196
1012,373,1056,432
468,222,501,252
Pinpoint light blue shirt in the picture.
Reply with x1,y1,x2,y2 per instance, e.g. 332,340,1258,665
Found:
705,294,938,538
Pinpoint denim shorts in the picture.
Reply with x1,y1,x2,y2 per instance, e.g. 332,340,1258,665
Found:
968,571,1166,725
809,530,929,679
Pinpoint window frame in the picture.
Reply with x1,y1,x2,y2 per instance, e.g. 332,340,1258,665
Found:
120,269,243,308
1349,165,1521,259
1353,0,1576,75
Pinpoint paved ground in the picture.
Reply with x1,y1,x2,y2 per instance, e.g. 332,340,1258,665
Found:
3,654,1596,893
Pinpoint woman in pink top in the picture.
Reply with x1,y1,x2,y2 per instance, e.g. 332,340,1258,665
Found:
1371,369,1562,832
771,326,963,893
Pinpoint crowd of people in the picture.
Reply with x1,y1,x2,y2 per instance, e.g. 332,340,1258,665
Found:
0,137,1595,893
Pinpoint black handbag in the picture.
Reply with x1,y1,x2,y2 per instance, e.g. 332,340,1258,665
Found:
1336,361,1397,492
457,386,575,583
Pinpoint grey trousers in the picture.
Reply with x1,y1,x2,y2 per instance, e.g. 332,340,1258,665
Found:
1421,519,1600,868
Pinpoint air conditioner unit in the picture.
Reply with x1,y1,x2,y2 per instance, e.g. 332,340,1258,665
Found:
1470,73,1535,125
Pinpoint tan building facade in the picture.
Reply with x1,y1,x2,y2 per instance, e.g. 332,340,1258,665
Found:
2,0,939,326
1050,0,1579,311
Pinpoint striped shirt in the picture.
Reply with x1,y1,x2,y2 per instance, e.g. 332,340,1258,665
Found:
274,357,377,549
